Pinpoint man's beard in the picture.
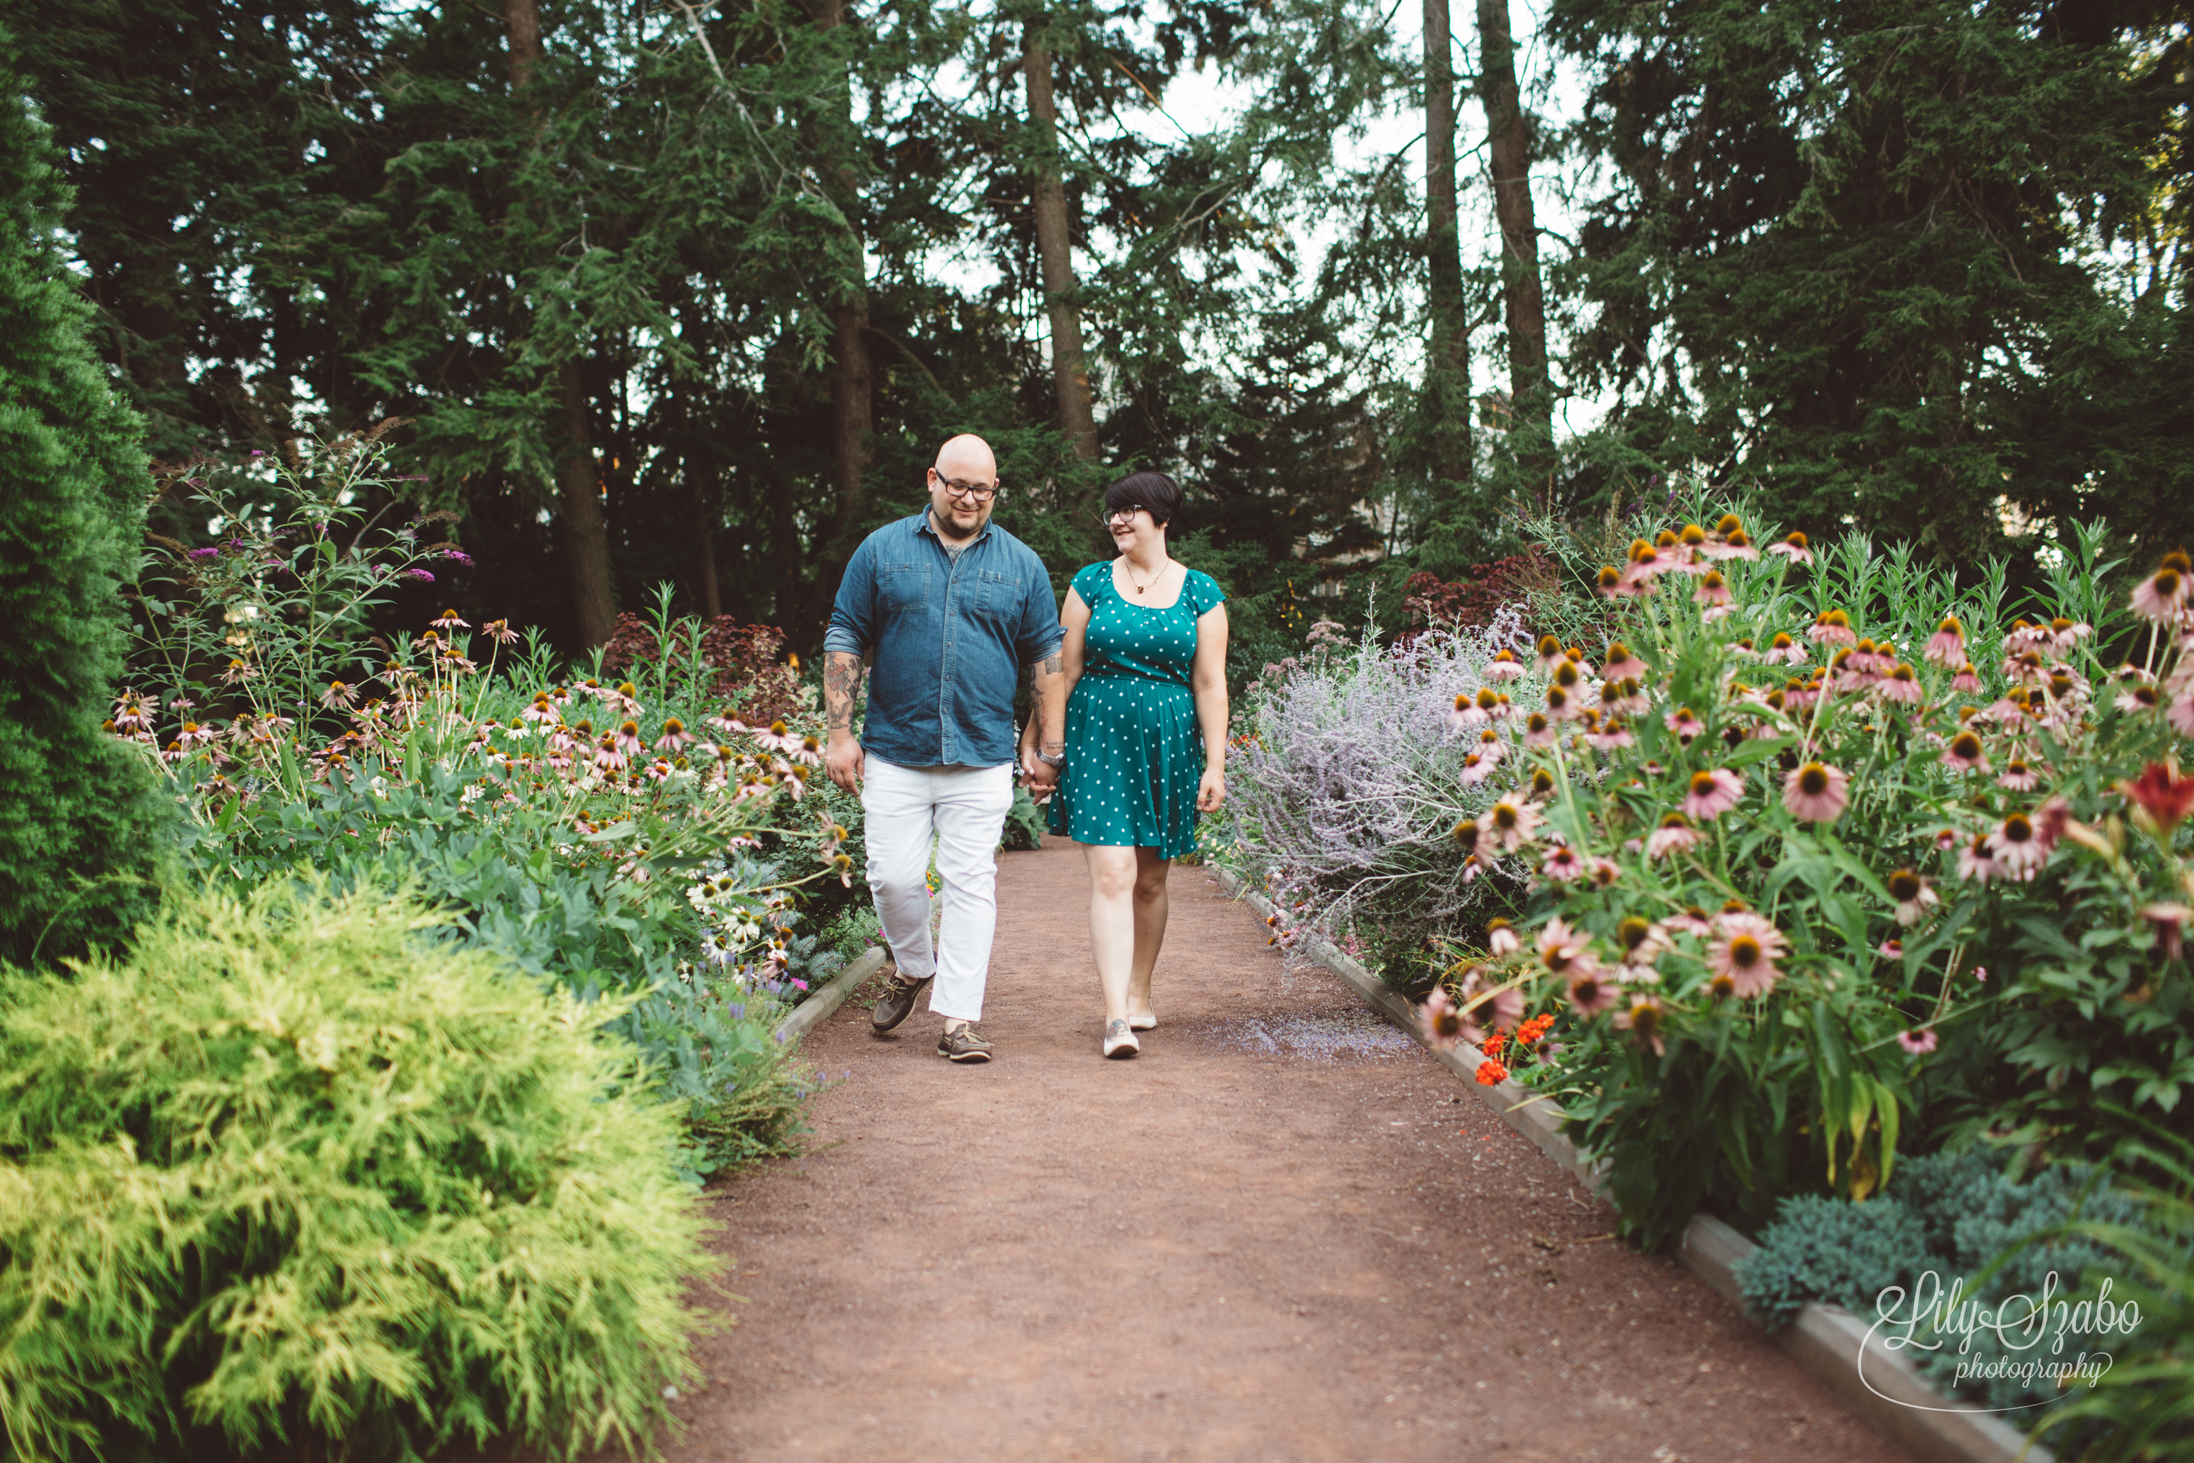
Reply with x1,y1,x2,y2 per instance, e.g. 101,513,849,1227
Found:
931,506,984,541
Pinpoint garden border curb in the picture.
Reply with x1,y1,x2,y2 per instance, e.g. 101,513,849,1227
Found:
774,946,889,1045
1210,868,2050,1463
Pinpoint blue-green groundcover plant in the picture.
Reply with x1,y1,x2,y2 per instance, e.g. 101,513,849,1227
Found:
0,879,716,1463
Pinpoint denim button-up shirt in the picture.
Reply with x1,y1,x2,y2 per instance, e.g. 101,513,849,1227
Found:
823,512,1063,768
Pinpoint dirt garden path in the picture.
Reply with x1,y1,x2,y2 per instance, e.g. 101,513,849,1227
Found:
668,836,1906,1462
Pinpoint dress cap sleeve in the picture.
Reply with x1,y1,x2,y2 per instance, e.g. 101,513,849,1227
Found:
1073,561,1109,607
1188,569,1225,616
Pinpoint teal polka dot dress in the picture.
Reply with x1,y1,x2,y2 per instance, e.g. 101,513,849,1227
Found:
1048,562,1225,858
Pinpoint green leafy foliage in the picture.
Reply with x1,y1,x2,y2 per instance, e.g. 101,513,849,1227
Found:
0,878,715,1462
0,29,170,965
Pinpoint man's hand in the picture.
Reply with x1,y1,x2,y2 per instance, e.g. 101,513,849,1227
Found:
826,732,865,793
823,650,866,792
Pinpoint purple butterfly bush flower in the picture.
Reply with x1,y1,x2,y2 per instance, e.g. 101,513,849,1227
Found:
402,568,435,582
442,549,474,566
186,547,220,560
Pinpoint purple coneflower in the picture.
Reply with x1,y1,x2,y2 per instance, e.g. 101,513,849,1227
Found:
1682,766,1745,821
1590,720,1634,751
1451,692,1487,730
1767,531,1813,565
1711,913,1788,998
320,680,357,709
2117,684,2161,714
1482,649,1524,683
1989,812,2045,878
1807,608,1856,646
1896,1028,1938,1056
1614,995,1667,1054
1484,918,1521,956
1922,617,1965,668
1942,731,1986,772
1877,664,1923,704
1956,831,1996,883
654,718,695,751
1479,799,1542,852
1458,969,1524,1042
1541,845,1585,882
1420,987,1466,1050
1663,706,1705,742
1879,937,1904,960
1886,868,1938,926
2131,564,2188,624
1647,812,1700,860
1997,760,2040,792
431,608,469,630
1459,752,1497,786
1780,761,1848,823
1523,713,1555,748
1602,643,1648,682
1694,570,1733,608
1565,959,1619,1016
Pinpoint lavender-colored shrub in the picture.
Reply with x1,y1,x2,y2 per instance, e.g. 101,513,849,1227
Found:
1225,608,1535,965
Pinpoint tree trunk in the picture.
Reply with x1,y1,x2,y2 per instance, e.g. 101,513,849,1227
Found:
810,0,874,541
1423,0,1473,488
1475,0,1549,439
692,481,722,620
557,360,617,646
1023,18,1098,461
506,0,617,645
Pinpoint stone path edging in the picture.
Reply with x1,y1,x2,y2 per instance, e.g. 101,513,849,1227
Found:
774,946,889,1045
1211,867,2051,1463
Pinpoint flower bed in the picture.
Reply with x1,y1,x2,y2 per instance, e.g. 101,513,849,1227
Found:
1215,508,2193,1439
112,435,868,1174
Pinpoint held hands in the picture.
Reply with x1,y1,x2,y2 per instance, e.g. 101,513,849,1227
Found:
1020,728,1060,802
824,732,864,794
1196,767,1226,813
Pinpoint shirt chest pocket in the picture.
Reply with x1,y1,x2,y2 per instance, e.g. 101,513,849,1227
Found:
973,568,1022,624
879,560,930,612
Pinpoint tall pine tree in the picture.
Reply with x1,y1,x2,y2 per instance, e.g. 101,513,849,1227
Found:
0,29,169,965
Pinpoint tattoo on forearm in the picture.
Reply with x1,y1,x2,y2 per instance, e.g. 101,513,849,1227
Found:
1040,651,1063,676
824,653,865,732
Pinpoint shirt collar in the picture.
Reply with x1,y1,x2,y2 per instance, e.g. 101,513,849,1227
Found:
915,509,992,549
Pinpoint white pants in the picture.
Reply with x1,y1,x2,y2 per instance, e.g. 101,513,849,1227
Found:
860,757,1016,1023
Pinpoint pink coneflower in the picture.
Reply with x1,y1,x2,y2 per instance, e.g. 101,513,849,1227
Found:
483,618,519,644
2131,565,2188,624
1956,831,1997,882
753,719,799,753
431,608,470,630
1710,914,1787,999
1922,617,1966,668
1590,720,1635,751
1693,570,1734,608
1459,753,1498,786
1523,713,1555,748
1949,663,1981,694
1532,634,1565,674
1601,642,1649,683
1989,812,2046,878
1763,632,1807,665
1807,608,1856,646
1545,684,1578,721
1664,706,1706,742
1896,1028,1938,1056
790,732,824,766
1623,537,1674,584
654,717,696,751
2117,683,2162,714
1647,812,1701,860
1565,959,1620,1016
320,679,357,709
1482,649,1524,683
1451,692,1487,730
1458,969,1524,1042
1997,760,2040,792
1479,799,1542,852
1767,531,1813,565
1537,916,1592,975
612,718,647,754
1420,987,1466,1050
1879,938,1904,961
1485,918,1521,956
1614,994,1668,1054
1781,762,1848,823
1666,906,1715,938
593,736,628,773
1943,731,1987,773
1542,845,1586,882
111,693,156,734
1596,565,1636,599
1615,916,1670,966
1682,766,1745,820
1886,868,1938,926
1878,664,1923,704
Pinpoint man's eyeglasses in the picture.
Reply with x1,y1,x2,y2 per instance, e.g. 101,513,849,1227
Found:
935,475,1001,503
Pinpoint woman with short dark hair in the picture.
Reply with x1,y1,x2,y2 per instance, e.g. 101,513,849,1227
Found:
1021,471,1229,1057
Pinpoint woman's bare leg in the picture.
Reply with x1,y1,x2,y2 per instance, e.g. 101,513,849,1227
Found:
1084,844,1139,1026
1128,847,1169,1020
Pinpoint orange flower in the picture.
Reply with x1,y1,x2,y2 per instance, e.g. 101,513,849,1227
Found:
1475,1059,1509,1086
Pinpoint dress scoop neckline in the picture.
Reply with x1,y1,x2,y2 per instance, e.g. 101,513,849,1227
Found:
1107,558,1192,610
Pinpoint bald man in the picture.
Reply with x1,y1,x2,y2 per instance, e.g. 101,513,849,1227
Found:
822,435,1068,1062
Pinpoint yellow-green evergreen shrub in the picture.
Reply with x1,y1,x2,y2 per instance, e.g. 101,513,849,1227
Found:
0,879,716,1462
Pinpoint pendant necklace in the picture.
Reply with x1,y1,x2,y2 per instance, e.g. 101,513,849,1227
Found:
1125,558,1168,596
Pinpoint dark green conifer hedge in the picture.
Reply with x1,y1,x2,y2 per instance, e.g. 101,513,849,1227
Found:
0,30,169,964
